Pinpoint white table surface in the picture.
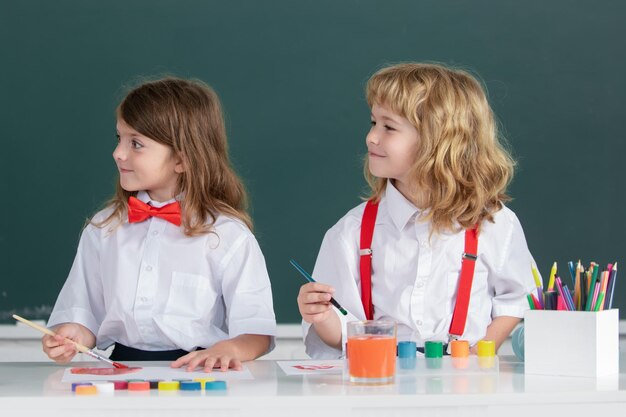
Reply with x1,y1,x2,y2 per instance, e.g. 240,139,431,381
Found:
1,356,625,417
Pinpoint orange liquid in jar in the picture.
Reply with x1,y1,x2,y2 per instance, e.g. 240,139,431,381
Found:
347,335,396,379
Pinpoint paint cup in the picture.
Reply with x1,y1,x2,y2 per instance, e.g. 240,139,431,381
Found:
397,341,417,370
346,320,397,384
424,341,443,369
450,339,470,369
158,381,180,391
93,382,115,394
75,385,98,395
477,340,496,369
424,341,443,358
511,325,525,361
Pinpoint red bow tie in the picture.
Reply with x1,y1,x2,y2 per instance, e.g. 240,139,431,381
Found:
128,196,181,226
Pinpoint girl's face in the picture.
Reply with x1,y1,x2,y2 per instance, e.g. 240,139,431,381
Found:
113,118,184,202
367,103,419,192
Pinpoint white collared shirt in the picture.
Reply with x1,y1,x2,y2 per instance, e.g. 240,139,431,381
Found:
304,181,537,359
48,191,277,352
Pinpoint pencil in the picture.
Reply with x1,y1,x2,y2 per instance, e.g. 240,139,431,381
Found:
562,284,576,311
547,262,557,291
606,262,618,309
289,259,348,315
530,293,542,310
532,264,542,288
567,261,576,286
594,292,605,312
574,260,581,310
12,314,128,369
587,278,600,311
555,277,572,311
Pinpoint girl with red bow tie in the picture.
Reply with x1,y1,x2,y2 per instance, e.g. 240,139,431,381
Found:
43,78,276,371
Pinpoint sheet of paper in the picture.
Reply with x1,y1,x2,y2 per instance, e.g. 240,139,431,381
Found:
62,365,253,382
277,360,344,375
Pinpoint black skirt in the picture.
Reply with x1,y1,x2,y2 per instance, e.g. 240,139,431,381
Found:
109,343,191,361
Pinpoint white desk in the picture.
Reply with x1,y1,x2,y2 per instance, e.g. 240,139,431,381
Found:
1,356,625,416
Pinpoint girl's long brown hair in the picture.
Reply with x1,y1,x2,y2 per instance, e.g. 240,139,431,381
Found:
365,63,515,234
94,77,251,235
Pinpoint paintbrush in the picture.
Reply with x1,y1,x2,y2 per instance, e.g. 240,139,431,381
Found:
289,259,348,315
12,314,128,369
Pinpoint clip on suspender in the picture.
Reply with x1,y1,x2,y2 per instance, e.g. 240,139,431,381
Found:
359,199,479,339
359,200,379,321
448,226,478,341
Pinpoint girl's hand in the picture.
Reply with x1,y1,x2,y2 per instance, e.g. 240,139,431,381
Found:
171,340,243,372
297,282,336,324
41,323,95,363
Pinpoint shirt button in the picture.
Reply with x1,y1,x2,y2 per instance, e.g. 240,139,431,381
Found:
140,297,149,303
152,231,159,236
416,320,423,326
416,281,424,288
146,265,153,272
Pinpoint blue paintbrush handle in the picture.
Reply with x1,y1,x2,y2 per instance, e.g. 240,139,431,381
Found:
289,259,348,315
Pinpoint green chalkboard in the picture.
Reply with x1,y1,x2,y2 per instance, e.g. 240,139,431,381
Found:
1,1,624,323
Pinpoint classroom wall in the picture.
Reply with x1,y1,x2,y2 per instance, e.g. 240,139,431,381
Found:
1,1,624,324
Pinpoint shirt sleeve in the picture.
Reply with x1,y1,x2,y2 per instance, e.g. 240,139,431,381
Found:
303,226,365,359
219,232,277,350
47,224,105,338
489,212,538,318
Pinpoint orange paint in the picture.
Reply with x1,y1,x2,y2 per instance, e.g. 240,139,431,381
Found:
347,335,396,379
450,340,470,358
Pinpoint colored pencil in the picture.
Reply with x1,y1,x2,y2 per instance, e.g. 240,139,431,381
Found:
574,260,582,310
555,277,572,311
606,262,618,309
562,284,576,311
530,293,542,310
532,264,542,289
594,293,605,312
587,278,600,311
567,261,576,287
547,262,557,291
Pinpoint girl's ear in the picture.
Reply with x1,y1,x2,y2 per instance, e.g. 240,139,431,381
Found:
174,154,185,174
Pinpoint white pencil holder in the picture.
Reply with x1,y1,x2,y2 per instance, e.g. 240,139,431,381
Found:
524,309,619,377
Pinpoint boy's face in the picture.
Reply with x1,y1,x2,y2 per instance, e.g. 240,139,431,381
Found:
367,103,419,190
113,118,184,202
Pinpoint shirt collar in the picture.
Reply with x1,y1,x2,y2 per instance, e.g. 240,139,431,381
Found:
135,191,178,208
384,180,420,231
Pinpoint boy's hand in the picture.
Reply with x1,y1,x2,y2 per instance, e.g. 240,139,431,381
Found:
297,282,336,324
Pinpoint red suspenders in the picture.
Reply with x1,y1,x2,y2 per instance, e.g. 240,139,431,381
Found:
359,201,379,322
359,200,479,340
449,226,479,337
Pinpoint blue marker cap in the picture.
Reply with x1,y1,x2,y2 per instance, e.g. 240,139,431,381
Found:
397,341,417,358
180,381,202,391
205,380,227,391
